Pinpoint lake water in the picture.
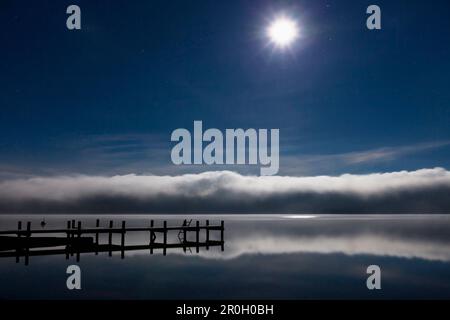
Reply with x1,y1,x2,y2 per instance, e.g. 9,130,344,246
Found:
1,214,450,299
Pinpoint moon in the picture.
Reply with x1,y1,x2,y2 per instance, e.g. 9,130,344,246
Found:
266,16,299,49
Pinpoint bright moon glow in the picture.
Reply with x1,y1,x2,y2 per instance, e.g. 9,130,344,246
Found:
267,17,299,48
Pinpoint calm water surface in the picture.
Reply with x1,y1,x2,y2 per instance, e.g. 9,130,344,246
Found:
0,214,449,299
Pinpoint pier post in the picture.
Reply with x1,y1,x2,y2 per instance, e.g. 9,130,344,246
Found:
221,220,224,251
66,220,71,260
206,220,210,250
76,221,81,262
16,221,22,263
150,220,154,254
95,219,100,255
108,220,113,257
183,221,187,253
70,221,74,256
196,221,200,253
163,221,167,256
71,220,75,237
121,221,126,259
25,221,31,266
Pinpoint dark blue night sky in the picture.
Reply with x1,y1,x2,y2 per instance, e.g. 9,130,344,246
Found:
1,0,450,177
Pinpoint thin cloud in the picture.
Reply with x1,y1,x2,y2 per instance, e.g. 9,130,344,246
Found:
342,140,450,164
280,140,450,175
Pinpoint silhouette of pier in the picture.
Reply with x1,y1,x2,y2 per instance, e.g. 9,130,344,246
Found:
0,219,225,265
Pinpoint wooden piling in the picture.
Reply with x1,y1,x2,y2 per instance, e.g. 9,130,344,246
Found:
183,222,187,253
163,221,167,256
66,220,70,260
150,220,154,254
206,220,210,250
26,222,31,238
196,221,200,253
76,221,81,262
16,221,22,263
121,221,126,259
25,222,31,266
95,219,100,255
108,220,113,257
221,220,224,251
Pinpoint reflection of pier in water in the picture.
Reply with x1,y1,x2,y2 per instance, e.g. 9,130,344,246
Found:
0,219,225,265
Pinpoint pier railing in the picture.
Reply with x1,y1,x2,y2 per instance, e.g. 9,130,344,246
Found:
0,219,225,265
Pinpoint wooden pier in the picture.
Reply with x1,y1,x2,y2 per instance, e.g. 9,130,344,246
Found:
0,219,225,265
